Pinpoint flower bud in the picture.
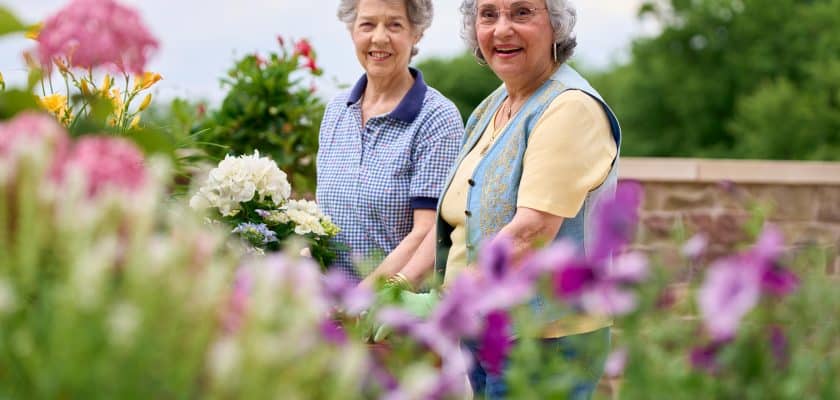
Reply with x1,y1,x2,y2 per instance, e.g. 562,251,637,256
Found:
25,23,42,40
138,93,152,111
129,115,141,129
80,79,91,96
134,72,162,91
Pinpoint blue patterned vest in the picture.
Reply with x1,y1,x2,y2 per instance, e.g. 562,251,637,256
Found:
435,64,622,282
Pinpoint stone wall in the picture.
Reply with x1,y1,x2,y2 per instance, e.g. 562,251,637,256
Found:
621,158,840,278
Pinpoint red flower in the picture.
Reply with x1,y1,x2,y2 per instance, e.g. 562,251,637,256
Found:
294,39,312,57
304,57,319,73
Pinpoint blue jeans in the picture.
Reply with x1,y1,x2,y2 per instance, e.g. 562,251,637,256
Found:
468,327,610,400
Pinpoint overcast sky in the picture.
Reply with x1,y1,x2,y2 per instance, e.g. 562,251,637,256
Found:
1,0,654,103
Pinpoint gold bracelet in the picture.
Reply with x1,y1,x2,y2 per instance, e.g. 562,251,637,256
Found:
386,272,413,291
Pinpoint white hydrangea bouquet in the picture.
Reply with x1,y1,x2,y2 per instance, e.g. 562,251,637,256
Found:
190,151,339,268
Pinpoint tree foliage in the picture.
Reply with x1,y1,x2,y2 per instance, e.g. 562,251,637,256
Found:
590,0,840,160
419,0,840,160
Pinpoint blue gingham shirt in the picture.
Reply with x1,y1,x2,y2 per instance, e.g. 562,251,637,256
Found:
316,68,464,280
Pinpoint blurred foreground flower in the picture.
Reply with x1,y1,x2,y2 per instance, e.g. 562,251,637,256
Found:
36,0,158,74
698,225,799,341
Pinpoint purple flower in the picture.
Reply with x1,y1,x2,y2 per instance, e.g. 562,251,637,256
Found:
319,318,347,345
553,262,595,299
580,283,639,316
682,233,708,260
604,347,628,378
232,222,278,245
590,180,644,262
759,263,798,297
697,224,798,340
698,257,761,341
690,341,726,374
322,270,373,316
769,325,789,369
479,235,513,281
478,310,512,375
551,251,649,316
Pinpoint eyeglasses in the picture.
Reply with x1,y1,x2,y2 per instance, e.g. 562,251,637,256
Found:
477,5,548,25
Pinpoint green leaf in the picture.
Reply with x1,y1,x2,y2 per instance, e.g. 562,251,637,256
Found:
0,7,27,37
0,89,40,119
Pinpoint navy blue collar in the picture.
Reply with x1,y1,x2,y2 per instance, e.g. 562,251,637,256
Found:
346,67,428,123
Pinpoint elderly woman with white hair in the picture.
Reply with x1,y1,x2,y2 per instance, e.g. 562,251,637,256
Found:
317,0,464,282
390,0,621,398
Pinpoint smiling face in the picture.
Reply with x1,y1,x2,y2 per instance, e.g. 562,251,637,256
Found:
351,0,420,80
475,0,556,87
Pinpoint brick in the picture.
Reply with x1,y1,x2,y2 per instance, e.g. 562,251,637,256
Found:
816,186,840,223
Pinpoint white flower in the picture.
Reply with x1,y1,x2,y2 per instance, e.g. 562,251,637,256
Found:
108,302,142,348
208,337,241,383
285,199,327,236
190,151,291,217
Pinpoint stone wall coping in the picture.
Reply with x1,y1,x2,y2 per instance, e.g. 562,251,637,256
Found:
620,157,840,185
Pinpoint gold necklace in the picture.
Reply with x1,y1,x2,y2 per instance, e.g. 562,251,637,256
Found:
480,99,514,156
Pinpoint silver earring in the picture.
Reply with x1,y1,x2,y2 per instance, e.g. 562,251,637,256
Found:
553,43,559,63
473,48,488,66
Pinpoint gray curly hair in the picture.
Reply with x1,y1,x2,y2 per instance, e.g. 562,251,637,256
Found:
337,0,434,57
459,0,577,64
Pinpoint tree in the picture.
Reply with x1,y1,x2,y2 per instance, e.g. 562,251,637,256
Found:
591,0,840,160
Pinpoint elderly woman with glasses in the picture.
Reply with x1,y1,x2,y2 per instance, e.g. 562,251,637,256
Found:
317,0,464,282
390,0,621,398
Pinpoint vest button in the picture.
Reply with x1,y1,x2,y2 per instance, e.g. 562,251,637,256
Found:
464,210,472,217
468,178,475,186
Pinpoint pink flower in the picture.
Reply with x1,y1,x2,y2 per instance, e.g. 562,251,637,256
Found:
63,136,147,198
294,39,312,57
604,347,628,378
36,0,159,74
223,267,253,334
0,112,70,179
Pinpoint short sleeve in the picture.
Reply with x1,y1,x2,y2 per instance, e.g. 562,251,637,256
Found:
409,101,464,205
517,90,617,217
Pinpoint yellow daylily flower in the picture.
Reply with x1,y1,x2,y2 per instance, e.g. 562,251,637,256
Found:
129,115,141,129
25,23,43,40
138,93,152,112
39,94,71,124
39,94,67,115
133,72,162,91
101,75,112,94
